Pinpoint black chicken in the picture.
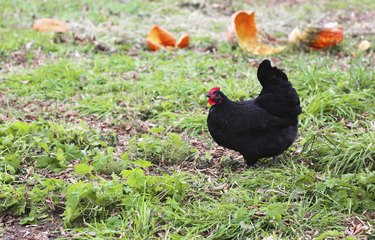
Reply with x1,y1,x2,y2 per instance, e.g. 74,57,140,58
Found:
206,60,302,166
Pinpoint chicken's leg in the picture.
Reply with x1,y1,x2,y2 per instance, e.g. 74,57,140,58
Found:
272,156,278,163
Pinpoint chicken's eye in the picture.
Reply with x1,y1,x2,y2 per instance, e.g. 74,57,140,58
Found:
214,93,220,98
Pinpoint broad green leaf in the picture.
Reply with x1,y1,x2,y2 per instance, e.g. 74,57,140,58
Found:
74,163,92,176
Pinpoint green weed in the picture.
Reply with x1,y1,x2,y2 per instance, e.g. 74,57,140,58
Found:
128,127,195,165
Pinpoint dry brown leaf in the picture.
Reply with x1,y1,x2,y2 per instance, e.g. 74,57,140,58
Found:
227,11,285,55
32,18,69,32
289,23,344,49
146,25,190,51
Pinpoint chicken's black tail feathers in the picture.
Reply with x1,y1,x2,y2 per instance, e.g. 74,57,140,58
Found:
256,60,302,118
257,60,288,88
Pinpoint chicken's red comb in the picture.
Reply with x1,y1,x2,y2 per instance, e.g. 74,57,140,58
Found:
210,86,221,92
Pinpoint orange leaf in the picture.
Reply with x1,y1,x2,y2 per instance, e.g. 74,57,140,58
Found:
146,39,162,51
176,34,190,49
289,24,344,49
310,27,344,49
227,11,285,55
146,26,176,51
32,18,69,32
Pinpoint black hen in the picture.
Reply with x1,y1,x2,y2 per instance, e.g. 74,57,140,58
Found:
206,60,302,166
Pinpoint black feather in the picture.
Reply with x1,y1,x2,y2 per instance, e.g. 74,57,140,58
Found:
256,60,302,118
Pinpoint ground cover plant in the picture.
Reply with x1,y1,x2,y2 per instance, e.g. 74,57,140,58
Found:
0,0,374,239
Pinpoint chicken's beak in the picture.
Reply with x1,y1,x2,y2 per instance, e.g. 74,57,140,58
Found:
206,93,211,98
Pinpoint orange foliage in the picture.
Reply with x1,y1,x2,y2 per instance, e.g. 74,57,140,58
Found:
289,25,344,49
32,18,69,32
146,26,189,51
176,34,190,49
310,27,344,49
227,11,285,55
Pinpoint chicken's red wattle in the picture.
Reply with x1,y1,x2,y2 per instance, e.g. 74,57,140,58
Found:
208,98,216,106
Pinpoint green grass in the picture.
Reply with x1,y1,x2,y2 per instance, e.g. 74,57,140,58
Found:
0,0,374,239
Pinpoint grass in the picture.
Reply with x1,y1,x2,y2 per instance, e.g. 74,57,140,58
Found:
0,0,374,239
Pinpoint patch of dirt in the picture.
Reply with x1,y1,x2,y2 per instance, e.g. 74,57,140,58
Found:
21,160,80,183
345,215,373,239
0,94,65,122
0,92,148,136
179,0,237,16
266,0,309,6
318,10,375,36
173,138,247,177
0,214,67,240
0,47,53,73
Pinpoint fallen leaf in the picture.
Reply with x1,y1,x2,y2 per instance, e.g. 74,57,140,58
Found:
305,27,344,49
176,34,190,49
289,23,344,49
146,26,176,51
288,27,302,44
357,40,371,51
146,25,189,51
227,11,285,55
345,216,371,236
32,18,69,32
